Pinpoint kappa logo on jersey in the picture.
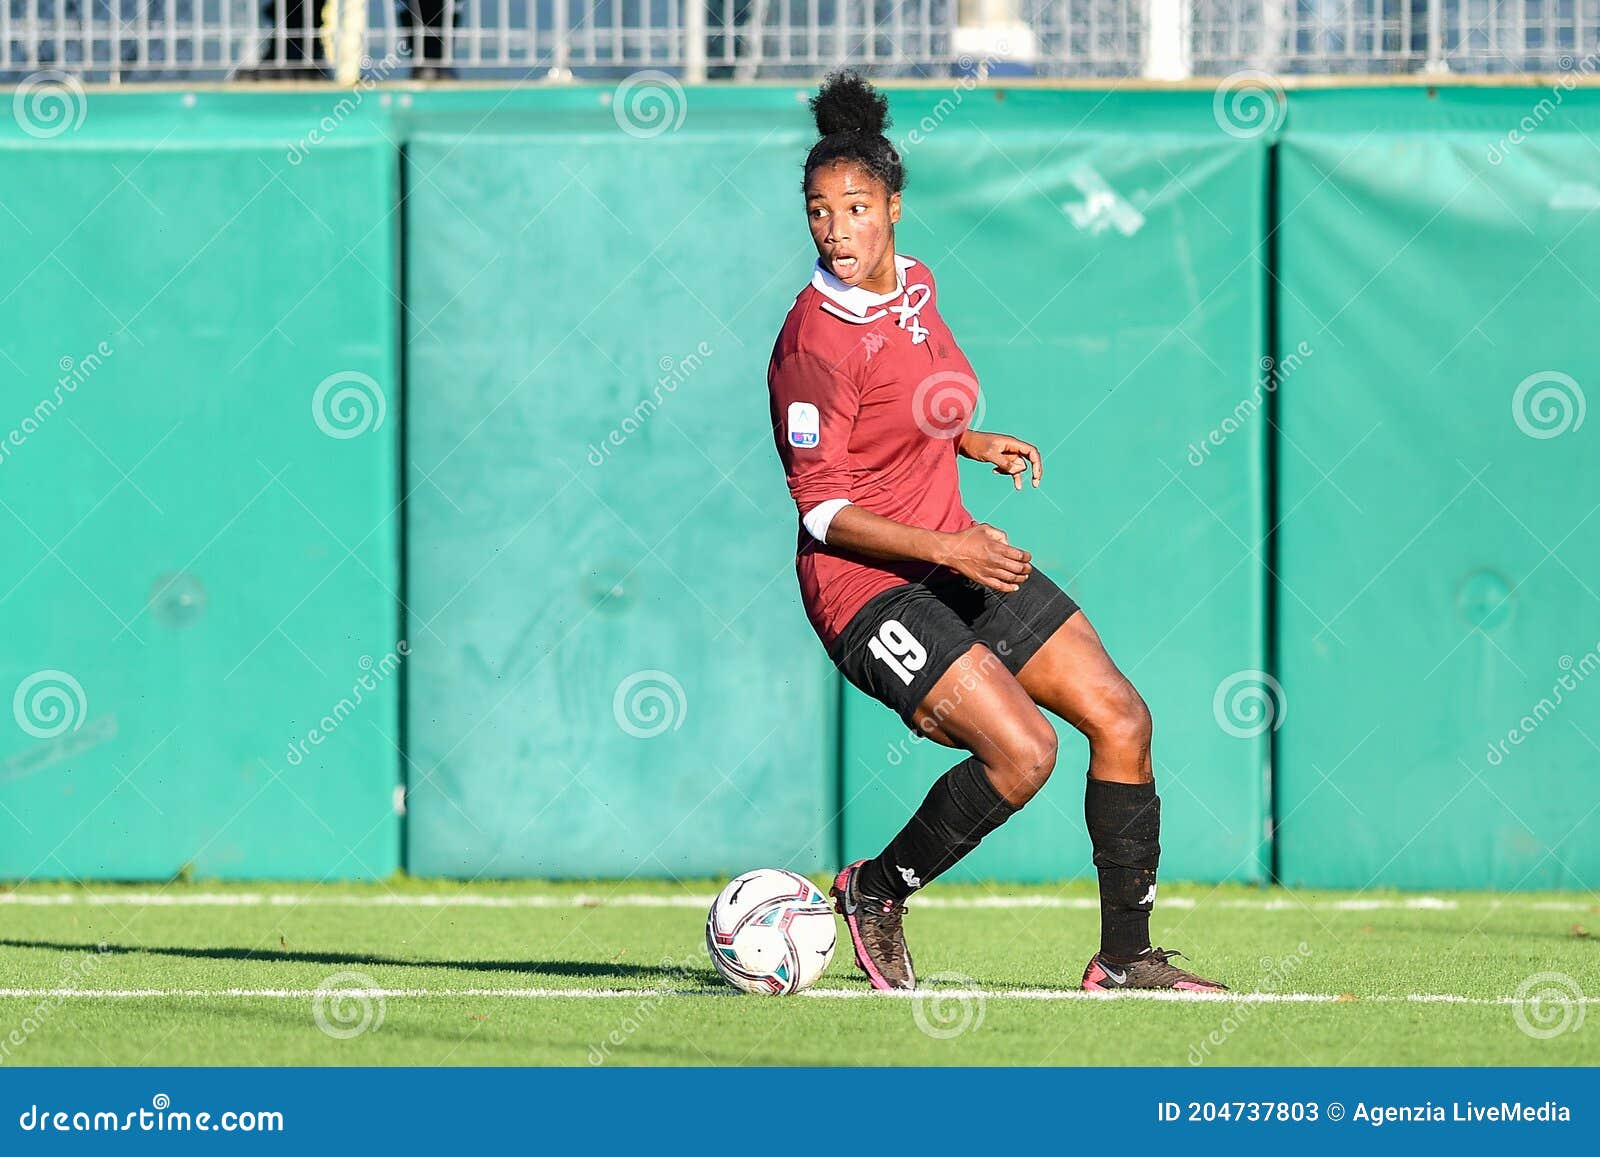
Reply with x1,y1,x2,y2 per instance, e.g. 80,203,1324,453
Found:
787,401,820,448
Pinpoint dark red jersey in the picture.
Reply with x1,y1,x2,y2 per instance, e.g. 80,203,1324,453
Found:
767,253,980,648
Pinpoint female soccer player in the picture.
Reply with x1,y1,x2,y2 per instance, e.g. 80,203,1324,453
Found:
766,71,1225,993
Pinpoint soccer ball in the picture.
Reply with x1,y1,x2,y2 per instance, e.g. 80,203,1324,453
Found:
706,868,836,995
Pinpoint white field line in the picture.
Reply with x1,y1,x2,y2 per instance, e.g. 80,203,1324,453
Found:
0,987,1594,1005
0,892,1590,911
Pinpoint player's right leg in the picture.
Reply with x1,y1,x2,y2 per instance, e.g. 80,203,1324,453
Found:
830,588,1058,989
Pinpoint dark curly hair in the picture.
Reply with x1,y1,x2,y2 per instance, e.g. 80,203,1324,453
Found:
803,70,906,195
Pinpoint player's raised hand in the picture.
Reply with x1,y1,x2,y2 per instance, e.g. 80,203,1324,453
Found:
939,523,1032,593
959,430,1042,490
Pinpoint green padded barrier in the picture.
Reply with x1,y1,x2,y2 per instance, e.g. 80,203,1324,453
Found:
1274,90,1600,889
400,114,840,878
837,108,1271,884
11,84,1596,890
0,104,401,879
402,90,1269,883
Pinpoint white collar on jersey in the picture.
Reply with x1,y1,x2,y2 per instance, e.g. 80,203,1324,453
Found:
810,252,917,317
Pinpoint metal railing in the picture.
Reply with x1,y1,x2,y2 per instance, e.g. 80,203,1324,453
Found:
3,0,1597,82
1191,0,1600,74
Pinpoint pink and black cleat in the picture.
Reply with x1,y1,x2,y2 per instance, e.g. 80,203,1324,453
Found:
1081,947,1228,993
830,860,916,991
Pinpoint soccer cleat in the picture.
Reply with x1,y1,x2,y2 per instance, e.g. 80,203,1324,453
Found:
830,860,916,991
1081,946,1227,993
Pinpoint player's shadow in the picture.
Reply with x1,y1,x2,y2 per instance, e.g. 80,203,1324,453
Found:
0,937,719,983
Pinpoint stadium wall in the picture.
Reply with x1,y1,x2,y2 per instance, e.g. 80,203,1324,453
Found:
0,84,1595,889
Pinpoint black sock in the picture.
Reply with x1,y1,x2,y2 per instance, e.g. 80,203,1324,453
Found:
1085,777,1160,962
858,757,1018,902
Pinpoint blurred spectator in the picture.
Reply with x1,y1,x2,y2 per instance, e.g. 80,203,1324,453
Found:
247,0,455,80
706,0,760,80
250,0,328,79
403,0,458,78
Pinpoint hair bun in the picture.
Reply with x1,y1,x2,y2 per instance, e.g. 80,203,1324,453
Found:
809,69,891,138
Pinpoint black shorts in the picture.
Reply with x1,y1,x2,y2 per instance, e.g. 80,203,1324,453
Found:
829,568,1080,730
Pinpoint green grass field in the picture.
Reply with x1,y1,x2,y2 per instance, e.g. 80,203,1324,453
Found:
0,878,1594,1066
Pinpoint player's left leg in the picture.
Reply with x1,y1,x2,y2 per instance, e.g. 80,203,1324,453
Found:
1013,613,1226,992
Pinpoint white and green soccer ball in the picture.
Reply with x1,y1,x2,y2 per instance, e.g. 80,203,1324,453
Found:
706,868,836,995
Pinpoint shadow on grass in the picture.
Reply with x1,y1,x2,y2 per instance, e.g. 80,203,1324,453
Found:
0,937,722,984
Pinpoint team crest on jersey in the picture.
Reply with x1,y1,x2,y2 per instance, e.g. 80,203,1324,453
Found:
787,401,820,448
891,284,931,344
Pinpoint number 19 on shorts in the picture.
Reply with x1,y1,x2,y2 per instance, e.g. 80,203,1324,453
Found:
867,619,927,686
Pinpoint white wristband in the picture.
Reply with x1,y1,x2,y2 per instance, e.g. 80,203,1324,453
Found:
802,498,852,544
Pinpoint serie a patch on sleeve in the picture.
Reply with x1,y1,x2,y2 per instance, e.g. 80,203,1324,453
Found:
787,401,820,448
